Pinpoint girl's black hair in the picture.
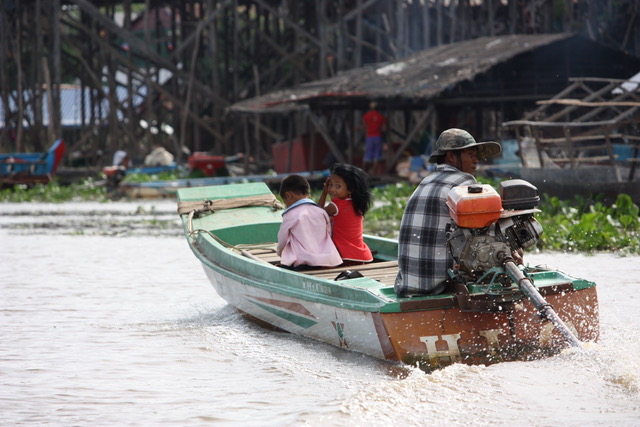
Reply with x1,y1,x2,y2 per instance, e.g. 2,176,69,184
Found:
330,163,372,216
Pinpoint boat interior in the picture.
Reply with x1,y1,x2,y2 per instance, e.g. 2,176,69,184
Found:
242,247,399,287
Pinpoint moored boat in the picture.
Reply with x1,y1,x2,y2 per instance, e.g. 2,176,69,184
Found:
0,139,66,186
177,182,599,371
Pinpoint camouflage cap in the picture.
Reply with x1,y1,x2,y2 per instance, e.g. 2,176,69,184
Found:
428,128,502,164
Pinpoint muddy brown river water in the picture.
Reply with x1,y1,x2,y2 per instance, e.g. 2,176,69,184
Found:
1,200,639,426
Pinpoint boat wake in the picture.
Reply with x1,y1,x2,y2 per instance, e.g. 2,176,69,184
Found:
333,330,640,426
566,338,640,395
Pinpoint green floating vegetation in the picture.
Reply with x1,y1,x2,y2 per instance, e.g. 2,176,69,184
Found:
0,178,107,203
536,193,639,254
366,181,414,237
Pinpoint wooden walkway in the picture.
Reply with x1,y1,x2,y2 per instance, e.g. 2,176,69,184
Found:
243,248,399,287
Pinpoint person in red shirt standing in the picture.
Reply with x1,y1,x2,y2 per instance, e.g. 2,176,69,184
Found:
362,101,387,175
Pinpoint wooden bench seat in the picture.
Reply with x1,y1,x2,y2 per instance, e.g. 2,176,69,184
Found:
242,247,399,287
303,260,399,287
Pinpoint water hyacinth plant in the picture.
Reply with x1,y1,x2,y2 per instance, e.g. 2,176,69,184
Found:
536,193,640,254
0,178,107,203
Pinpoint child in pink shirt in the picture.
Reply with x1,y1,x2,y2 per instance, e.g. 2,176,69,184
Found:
277,174,342,270
318,163,373,264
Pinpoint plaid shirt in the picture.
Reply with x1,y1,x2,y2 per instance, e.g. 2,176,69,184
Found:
395,164,476,296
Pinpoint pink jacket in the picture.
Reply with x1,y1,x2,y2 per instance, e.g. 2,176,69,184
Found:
277,200,342,268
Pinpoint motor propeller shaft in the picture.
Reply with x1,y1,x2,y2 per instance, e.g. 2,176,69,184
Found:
503,260,584,349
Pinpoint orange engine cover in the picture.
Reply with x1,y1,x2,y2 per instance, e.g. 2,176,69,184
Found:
446,184,503,228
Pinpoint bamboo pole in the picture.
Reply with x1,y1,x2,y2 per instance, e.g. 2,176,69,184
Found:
0,4,7,148
51,0,62,141
179,33,200,159
436,0,443,46
355,0,363,68
422,0,431,49
448,0,457,43
42,58,55,146
34,0,44,150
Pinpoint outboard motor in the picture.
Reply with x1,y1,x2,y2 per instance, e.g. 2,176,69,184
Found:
445,180,584,349
446,179,543,281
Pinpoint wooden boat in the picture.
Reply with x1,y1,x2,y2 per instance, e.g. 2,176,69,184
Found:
177,182,599,371
0,139,66,186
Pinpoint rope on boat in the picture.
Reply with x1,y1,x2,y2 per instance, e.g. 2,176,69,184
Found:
177,194,284,216
179,193,281,254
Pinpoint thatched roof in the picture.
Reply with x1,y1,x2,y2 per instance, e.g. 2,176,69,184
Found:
228,33,572,114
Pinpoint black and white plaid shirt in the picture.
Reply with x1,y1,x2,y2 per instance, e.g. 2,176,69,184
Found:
395,164,476,296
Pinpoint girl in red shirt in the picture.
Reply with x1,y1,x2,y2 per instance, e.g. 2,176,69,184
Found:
318,163,373,264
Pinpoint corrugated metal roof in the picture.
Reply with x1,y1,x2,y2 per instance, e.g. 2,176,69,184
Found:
229,33,571,114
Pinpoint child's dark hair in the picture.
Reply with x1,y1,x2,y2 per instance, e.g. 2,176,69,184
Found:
279,174,310,198
330,163,372,216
